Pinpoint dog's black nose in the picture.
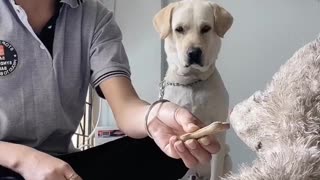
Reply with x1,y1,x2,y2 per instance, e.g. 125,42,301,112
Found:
187,47,202,65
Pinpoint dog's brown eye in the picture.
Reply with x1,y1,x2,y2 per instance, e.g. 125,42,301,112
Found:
201,25,211,34
175,26,184,33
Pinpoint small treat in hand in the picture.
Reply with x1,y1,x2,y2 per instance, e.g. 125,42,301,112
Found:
179,122,230,142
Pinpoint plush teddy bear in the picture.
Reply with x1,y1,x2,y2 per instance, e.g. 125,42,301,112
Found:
222,35,320,180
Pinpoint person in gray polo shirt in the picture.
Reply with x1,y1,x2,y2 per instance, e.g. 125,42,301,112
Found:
0,0,222,179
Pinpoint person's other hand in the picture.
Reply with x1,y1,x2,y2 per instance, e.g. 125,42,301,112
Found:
147,101,221,168
18,148,82,180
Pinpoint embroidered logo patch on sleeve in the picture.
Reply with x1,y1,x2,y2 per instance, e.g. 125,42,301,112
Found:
0,40,18,76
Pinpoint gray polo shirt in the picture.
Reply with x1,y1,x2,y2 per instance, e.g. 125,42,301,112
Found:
0,0,131,155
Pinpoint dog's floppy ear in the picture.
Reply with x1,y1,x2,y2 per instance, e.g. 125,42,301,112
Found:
153,3,177,39
210,3,233,38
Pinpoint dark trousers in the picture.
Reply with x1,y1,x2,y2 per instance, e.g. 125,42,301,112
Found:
0,137,188,180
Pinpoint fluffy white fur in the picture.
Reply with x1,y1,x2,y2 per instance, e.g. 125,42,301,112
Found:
224,36,320,180
153,0,233,179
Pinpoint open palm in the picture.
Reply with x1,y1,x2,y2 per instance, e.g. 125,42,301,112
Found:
147,102,221,168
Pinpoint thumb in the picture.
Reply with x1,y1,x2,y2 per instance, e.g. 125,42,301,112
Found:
174,107,202,133
156,102,203,133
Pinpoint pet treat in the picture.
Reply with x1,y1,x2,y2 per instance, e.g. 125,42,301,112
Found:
179,121,230,141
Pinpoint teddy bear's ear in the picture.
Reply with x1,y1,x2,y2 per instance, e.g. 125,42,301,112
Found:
253,91,266,103
209,2,233,38
153,3,178,39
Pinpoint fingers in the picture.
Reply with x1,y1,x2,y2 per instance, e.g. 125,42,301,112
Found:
63,164,82,180
173,136,221,168
148,117,180,159
65,172,82,180
69,174,82,180
185,139,212,163
174,107,202,133
152,101,223,169
198,136,221,154
156,102,202,132
174,140,198,168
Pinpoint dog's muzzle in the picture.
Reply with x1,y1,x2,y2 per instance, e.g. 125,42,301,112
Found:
187,47,203,66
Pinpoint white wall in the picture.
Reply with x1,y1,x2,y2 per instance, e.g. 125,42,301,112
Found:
97,0,162,127
114,0,162,102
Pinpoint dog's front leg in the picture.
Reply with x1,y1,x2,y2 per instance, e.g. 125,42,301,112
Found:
210,132,228,180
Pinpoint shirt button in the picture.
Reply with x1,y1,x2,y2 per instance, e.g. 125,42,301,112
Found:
40,44,46,50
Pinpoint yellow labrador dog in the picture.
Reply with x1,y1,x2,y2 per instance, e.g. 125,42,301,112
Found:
153,0,233,179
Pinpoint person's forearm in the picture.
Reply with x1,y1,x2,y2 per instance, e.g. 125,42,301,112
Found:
114,97,150,138
100,77,156,138
0,141,31,173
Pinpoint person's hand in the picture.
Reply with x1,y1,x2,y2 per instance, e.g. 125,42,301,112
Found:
18,148,82,180
147,101,221,168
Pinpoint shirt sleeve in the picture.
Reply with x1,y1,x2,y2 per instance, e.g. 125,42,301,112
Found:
90,7,131,90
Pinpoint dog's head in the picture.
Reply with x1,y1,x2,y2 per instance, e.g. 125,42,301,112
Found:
153,0,233,75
